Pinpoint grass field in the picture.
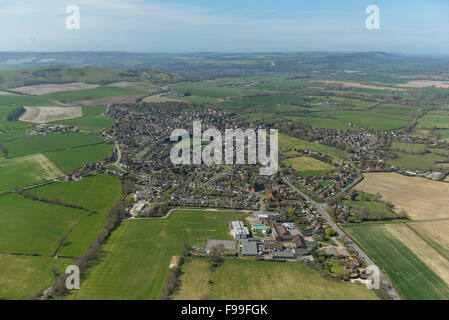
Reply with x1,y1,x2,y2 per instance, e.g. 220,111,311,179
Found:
0,254,72,299
28,174,122,257
344,224,449,300
3,133,104,158
0,153,63,193
41,86,145,103
69,209,245,299
0,194,87,255
0,106,32,130
390,142,428,154
174,258,378,300
170,81,241,98
283,156,334,177
386,151,446,171
279,133,348,160
45,143,113,173
418,110,449,129
53,106,114,132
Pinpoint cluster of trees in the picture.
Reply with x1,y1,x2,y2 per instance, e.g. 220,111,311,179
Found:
46,201,126,298
0,144,7,158
6,106,25,121
140,201,169,217
21,192,97,214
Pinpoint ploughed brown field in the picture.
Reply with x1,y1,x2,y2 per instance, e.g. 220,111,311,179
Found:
355,172,449,220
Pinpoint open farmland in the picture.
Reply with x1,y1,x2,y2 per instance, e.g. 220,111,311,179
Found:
20,106,82,124
0,106,32,130
0,255,72,299
174,258,378,300
407,221,449,261
279,133,348,160
0,67,187,90
0,194,87,255
385,151,446,171
283,156,335,177
0,154,63,193
69,209,245,300
344,224,449,300
418,110,449,129
10,83,99,95
355,173,449,220
385,223,449,286
52,106,114,132
45,143,113,173
29,174,122,256
2,132,104,158
41,86,145,104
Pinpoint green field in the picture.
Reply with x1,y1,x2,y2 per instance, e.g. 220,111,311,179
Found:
0,254,72,299
279,133,348,160
69,209,245,299
0,106,32,130
344,224,449,300
42,86,144,103
3,133,104,158
283,156,335,177
390,142,428,154
28,174,122,256
386,151,446,171
0,154,63,193
418,110,449,129
170,81,241,98
52,106,114,132
174,258,378,300
45,143,114,173
0,95,58,107
0,194,87,255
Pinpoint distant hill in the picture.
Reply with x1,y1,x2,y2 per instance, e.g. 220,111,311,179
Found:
0,66,187,90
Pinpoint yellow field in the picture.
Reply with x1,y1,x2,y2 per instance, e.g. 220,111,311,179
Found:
284,156,334,172
385,223,449,286
356,173,449,220
407,221,449,261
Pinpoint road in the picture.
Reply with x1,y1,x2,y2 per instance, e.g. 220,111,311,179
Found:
282,175,400,300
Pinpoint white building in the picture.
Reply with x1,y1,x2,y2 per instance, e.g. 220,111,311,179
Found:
229,221,250,239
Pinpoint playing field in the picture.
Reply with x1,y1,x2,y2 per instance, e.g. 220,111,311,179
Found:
279,133,348,160
28,174,122,256
0,254,73,299
283,156,334,177
69,209,245,300
356,173,449,220
344,224,449,300
0,194,87,255
3,133,104,158
174,258,378,300
45,143,114,173
0,153,63,193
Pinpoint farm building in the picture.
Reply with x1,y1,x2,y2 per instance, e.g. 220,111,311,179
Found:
229,221,250,239
242,239,258,256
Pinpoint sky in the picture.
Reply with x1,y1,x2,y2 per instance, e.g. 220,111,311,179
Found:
0,0,448,54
